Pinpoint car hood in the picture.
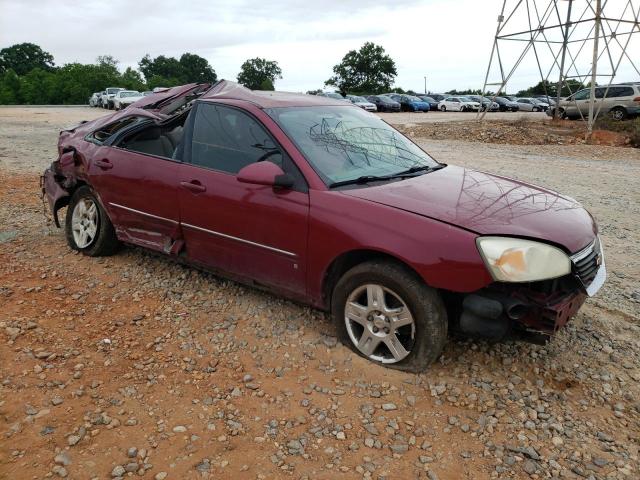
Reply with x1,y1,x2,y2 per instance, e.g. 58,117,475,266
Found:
341,165,596,253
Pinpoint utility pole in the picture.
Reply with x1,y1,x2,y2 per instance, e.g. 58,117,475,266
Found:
555,0,573,119
587,0,602,134
424,76,427,94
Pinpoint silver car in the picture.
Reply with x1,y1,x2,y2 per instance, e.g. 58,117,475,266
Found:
515,98,545,112
346,95,378,112
551,84,640,120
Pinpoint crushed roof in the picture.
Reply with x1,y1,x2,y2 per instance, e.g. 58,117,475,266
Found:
201,80,352,108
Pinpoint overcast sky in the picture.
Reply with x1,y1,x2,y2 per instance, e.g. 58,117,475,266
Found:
1,0,638,93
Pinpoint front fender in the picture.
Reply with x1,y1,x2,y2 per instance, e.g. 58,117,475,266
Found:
307,190,493,307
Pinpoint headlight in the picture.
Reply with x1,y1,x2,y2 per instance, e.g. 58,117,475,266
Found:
476,237,571,282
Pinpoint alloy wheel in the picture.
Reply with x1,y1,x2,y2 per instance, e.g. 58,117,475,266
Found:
344,284,415,364
71,198,98,248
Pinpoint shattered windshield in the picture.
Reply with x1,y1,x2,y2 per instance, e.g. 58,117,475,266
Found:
266,106,438,185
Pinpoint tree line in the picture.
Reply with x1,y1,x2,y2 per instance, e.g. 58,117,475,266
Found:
0,42,589,105
0,43,283,104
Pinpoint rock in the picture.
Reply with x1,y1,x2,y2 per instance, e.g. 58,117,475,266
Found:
54,452,71,466
68,435,81,446
52,465,68,478
172,425,187,433
523,460,537,475
127,447,138,458
381,403,397,411
111,465,126,477
389,444,408,454
155,473,167,480
51,396,64,406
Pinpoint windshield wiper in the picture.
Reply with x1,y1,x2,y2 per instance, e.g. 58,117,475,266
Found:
329,163,447,189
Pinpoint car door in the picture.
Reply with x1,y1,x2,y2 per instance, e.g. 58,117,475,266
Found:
177,102,309,297
568,89,590,117
87,119,182,253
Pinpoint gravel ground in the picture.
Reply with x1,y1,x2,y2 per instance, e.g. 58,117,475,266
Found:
1,107,639,480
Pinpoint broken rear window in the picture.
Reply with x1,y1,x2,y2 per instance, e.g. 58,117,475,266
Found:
86,117,145,144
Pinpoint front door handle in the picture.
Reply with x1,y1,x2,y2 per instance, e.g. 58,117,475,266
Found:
180,180,206,193
95,159,113,170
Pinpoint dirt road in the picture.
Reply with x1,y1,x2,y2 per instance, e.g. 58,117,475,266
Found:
1,107,639,480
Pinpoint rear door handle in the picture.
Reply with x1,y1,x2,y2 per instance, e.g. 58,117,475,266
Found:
95,159,113,170
180,180,206,193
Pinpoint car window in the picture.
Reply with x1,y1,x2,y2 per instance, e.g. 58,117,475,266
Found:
266,105,438,186
87,117,143,144
573,90,590,100
605,86,634,98
190,103,283,175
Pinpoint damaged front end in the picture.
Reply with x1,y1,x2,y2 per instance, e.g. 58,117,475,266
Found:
452,238,605,341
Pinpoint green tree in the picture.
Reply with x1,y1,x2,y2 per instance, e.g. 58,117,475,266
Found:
179,53,217,83
121,67,146,91
237,58,282,90
20,68,56,104
0,43,55,75
446,88,483,95
139,53,216,85
0,69,22,103
325,42,397,95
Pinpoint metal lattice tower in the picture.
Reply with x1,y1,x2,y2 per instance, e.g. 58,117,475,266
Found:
480,0,640,132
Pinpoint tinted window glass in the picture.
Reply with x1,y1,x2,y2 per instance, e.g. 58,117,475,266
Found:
606,86,634,98
191,103,282,174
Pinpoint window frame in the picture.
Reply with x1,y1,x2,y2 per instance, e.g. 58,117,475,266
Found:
183,101,309,193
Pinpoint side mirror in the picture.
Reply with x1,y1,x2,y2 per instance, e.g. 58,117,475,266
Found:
237,161,294,189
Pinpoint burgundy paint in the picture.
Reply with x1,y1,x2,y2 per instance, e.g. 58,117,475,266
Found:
43,81,598,313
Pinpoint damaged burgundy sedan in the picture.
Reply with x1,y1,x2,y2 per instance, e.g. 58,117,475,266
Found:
42,80,606,371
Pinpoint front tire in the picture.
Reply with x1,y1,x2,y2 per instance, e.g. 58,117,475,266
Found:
440,105,446,112
65,186,119,256
331,260,447,372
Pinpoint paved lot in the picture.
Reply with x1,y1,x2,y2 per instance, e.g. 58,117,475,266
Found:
0,107,639,480
379,110,548,125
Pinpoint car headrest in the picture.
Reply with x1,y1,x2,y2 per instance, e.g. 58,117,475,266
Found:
133,127,162,141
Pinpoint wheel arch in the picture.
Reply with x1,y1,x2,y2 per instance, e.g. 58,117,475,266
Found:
321,248,424,311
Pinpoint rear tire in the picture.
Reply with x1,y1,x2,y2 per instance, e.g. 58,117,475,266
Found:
609,107,627,121
65,186,120,257
331,260,447,372
440,105,446,112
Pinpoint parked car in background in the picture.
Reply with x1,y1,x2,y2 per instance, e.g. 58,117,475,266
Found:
467,95,499,112
387,94,430,112
113,90,145,110
98,91,108,108
317,92,346,100
346,95,378,112
365,95,401,112
438,96,481,112
89,92,101,107
417,96,440,111
428,94,448,103
534,95,557,106
548,84,640,120
102,87,125,109
493,97,520,112
531,98,550,111
41,80,606,372
142,91,153,96
516,98,546,112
